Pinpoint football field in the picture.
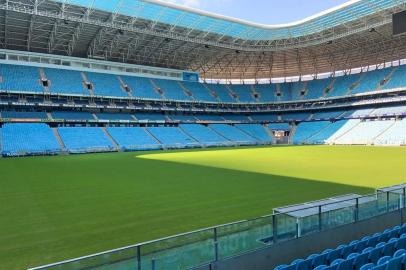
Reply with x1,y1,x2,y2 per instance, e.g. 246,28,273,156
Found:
1,145,406,270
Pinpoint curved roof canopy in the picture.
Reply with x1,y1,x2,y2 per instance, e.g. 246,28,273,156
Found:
59,0,399,41
0,0,405,79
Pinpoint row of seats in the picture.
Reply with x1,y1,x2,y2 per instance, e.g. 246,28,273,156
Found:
293,119,406,146
275,224,406,270
0,123,272,156
1,63,406,103
1,105,404,122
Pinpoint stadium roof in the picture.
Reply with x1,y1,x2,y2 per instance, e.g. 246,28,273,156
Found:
1,0,406,79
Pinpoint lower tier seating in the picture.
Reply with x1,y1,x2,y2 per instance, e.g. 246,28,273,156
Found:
235,124,273,143
146,127,198,148
274,224,406,270
106,127,160,151
179,124,230,146
209,124,258,144
1,123,60,156
58,127,115,153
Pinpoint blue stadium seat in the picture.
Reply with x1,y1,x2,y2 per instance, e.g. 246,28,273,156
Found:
0,64,44,93
44,67,88,95
106,127,160,151
1,123,60,156
146,127,198,148
209,124,257,144
58,127,115,153
180,124,230,146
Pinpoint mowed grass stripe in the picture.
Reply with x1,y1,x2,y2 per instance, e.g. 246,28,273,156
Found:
0,145,404,269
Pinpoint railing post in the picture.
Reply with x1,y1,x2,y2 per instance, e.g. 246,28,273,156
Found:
214,227,218,262
318,205,322,231
387,191,390,212
403,188,406,208
355,198,359,222
137,245,142,270
272,214,278,244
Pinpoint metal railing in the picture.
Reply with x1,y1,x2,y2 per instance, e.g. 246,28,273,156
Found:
28,185,406,270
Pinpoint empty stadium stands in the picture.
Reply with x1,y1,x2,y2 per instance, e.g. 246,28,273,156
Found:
235,124,273,143
2,63,406,103
209,124,257,144
1,123,60,156
0,64,44,93
146,127,198,148
292,121,331,144
106,127,161,150
57,127,115,153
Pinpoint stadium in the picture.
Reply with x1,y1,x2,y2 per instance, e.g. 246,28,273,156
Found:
1,0,406,269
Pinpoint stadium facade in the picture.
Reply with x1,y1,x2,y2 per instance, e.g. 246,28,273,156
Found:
1,0,406,269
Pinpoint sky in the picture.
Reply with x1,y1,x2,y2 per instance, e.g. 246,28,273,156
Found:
163,0,352,25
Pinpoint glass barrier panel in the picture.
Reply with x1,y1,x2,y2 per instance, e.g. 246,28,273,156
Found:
32,246,139,270
275,213,297,241
377,192,390,213
358,195,383,221
217,216,273,259
140,228,214,270
388,189,403,211
321,199,356,230
297,207,320,236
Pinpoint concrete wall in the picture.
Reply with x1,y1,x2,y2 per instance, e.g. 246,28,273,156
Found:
192,208,406,270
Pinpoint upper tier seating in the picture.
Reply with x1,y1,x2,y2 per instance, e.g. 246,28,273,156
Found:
327,73,361,97
235,124,273,143
274,224,406,270
1,111,48,119
1,123,60,156
382,65,406,90
207,84,237,103
254,84,278,102
120,76,162,99
0,64,44,92
209,124,257,144
44,67,88,95
182,82,218,102
305,78,332,100
278,83,293,102
58,127,115,153
351,68,392,94
229,85,257,102
2,64,406,103
106,127,160,150
153,78,192,101
180,124,230,146
146,127,198,148
85,72,128,97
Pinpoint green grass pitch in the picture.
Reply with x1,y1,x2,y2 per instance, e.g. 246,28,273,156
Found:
1,145,406,270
